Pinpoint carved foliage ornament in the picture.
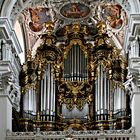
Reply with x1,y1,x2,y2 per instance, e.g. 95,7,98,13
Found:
58,81,92,111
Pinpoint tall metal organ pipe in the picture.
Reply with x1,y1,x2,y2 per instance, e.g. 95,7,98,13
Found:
40,63,56,121
95,64,110,120
113,85,126,117
23,88,36,118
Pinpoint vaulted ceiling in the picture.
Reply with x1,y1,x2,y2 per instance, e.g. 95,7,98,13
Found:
15,0,129,52
1,0,140,64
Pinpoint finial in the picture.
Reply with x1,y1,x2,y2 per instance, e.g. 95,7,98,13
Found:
72,22,80,34
45,20,54,34
97,20,106,34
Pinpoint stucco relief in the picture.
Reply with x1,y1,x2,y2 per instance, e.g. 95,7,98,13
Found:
10,0,130,53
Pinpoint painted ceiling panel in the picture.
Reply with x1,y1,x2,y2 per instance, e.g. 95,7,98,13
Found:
13,0,128,55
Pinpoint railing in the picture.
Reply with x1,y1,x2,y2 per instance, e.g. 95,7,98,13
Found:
6,127,135,140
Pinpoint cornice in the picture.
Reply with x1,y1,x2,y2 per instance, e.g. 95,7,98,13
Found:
129,14,140,37
0,17,22,54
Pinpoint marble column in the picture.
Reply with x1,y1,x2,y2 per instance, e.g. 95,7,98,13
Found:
0,94,12,140
131,91,140,140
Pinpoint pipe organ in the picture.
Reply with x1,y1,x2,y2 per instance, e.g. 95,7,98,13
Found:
19,20,130,131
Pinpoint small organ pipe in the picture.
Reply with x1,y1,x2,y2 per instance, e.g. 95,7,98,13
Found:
121,89,125,109
44,72,47,110
121,89,123,109
28,89,30,110
117,86,118,111
76,45,78,81
118,87,121,110
83,55,85,80
77,45,80,81
109,81,113,112
67,52,69,80
115,87,118,111
46,73,49,121
79,48,81,81
108,80,110,111
81,48,83,80
104,71,107,110
100,65,103,111
31,89,33,111
41,79,43,111
74,45,76,81
95,80,98,113
97,69,100,114
23,91,29,111
50,64,54,121
33,90,36,113
69,50,71,81
71,47,73,81
75,46,76,80
113,88,116,112
49,63,52,120
53,81,56,119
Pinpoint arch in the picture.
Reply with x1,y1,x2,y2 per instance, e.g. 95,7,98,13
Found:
1,0,17,17
116,0,140,14
128,0,140,13
1,0,140,22
2,0,139,27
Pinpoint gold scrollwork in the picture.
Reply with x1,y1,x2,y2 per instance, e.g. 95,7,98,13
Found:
64,39,88,58
57,81,92,111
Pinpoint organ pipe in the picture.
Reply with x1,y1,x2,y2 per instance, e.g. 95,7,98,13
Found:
95,80,98,115
104,71,107,111
100,65,103,112
44,71,47,110
41,79,44,111
97,67,100,114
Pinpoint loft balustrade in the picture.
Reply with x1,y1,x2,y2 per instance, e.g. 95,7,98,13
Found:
6,128,135,140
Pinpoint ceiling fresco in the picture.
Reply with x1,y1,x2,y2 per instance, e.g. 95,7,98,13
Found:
101,4,123,29
60,3,90,19
20,0,128,51
29,7,51,32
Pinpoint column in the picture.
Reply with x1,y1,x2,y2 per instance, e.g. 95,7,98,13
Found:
132,91,140,140
127,14,140,140
0,94,12,140
0,17,22,139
